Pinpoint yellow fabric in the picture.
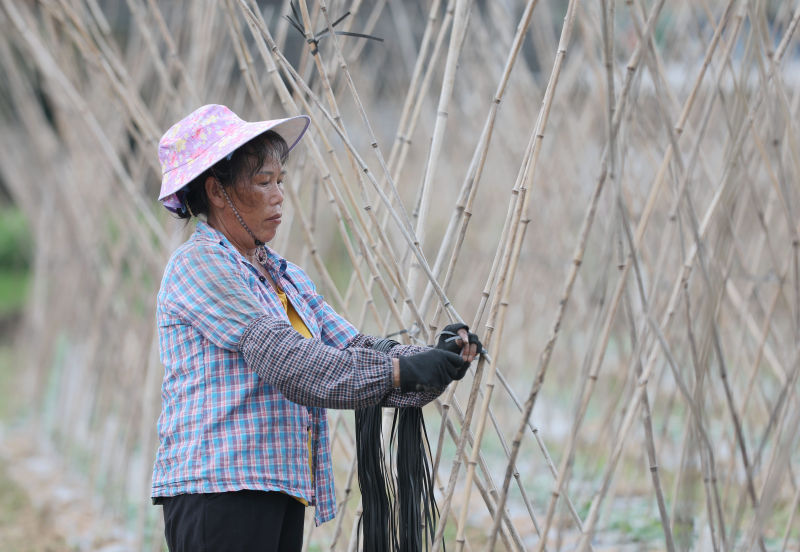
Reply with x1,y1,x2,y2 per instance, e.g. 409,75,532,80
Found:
277,289,313,340
276,289,313,506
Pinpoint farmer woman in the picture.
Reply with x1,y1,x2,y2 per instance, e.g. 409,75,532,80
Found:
150,104,481,551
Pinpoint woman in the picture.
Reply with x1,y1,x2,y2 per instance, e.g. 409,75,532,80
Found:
151,104,481,551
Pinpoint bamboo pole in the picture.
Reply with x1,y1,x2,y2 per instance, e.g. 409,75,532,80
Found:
489,0,676,547
409,0,471,282
449,2,580,549
568,7,800,545
418,0,541,320
1,0,167,255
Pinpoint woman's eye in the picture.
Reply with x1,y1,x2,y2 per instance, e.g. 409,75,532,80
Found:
255,175,284,188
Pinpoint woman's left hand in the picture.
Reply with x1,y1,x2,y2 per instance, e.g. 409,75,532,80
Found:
435,323,483,363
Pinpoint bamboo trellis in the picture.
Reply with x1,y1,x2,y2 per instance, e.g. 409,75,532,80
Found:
0,0,798,550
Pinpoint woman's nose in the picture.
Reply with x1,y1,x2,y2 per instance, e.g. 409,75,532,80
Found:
271,186,284,205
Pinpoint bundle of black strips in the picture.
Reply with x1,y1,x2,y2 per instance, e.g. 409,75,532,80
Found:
356,338,440,552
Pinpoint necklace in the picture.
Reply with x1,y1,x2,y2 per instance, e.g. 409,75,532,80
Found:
253,245,268,266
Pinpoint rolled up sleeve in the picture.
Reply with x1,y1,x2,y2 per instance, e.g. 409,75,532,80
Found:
346,334,443,408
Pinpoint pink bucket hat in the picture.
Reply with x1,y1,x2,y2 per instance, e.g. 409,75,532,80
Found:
158,104,310,213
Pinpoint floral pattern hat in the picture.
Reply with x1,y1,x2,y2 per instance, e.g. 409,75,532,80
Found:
158,104,310,213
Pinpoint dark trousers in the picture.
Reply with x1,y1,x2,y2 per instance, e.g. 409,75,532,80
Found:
161,490,305,551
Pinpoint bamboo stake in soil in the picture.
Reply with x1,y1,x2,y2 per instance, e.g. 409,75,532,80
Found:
449,3,580,550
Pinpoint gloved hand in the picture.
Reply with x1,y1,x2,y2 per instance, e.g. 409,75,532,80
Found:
436,323,483,363
398,349,471,392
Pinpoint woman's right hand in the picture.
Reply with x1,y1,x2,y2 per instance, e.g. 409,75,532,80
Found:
436,323,483,363
397,349,471,392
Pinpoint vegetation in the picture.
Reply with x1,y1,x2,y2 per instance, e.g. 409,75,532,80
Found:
0,208,61,549
0,207,30,317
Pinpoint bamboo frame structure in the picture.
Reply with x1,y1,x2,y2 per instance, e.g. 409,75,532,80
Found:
0,1,798,550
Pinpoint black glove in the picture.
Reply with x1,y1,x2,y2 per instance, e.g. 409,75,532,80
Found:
398,349,471,392
436,323,484,357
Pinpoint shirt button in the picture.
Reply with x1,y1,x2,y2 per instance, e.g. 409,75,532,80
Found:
259,276,266,283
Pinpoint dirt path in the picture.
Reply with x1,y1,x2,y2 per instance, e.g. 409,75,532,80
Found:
0,454,69,551
0,426,137,552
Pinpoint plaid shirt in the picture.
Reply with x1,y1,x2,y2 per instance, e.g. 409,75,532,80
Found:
151,221,434,525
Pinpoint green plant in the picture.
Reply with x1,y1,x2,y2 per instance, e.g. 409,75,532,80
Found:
0,207,32,271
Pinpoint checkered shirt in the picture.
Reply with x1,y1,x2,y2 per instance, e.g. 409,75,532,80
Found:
151,221,434,525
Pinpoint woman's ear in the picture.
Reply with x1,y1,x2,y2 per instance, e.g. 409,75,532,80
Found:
205,175,226,210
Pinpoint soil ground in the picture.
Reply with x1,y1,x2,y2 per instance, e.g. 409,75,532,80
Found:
0,456,70,551
0,316,65,550
0,319,126,551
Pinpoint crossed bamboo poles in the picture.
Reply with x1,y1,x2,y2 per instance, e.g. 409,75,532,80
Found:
1,0,799,550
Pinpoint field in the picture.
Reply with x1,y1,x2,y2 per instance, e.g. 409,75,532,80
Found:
1,0,799,550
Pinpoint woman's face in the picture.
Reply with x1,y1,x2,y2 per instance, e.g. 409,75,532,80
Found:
209,158,285,250
236,158,285,243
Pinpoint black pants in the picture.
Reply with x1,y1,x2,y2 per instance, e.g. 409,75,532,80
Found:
161,490,305,551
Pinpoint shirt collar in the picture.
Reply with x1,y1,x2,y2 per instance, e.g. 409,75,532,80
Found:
193,220,288,279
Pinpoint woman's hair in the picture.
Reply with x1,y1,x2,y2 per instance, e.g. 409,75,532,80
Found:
176,130,290,219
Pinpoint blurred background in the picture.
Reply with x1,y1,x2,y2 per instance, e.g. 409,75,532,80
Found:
0,0,799,550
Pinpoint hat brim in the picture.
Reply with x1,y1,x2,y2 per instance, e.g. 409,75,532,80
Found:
159,114,311,212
